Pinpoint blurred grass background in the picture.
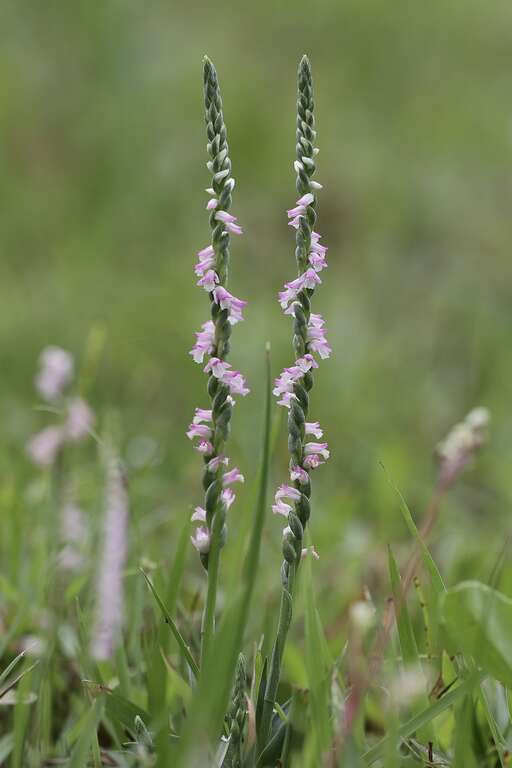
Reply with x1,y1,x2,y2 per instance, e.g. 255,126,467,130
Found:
1,0,512,651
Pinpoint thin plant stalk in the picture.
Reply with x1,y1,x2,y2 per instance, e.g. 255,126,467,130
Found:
186,56,249,667
258,54,330,756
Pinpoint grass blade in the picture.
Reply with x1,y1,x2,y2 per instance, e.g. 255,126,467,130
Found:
362,670,486,764
141,568,199,679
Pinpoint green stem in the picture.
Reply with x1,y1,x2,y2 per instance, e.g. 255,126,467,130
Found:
257,564,297,759
200,508,224,667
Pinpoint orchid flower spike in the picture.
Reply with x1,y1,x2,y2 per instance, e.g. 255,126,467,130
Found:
187,56,249,571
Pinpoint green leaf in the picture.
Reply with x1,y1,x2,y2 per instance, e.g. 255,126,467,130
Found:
388,547,432,743
440,580,512,687
0,734,13,764
362,670,486,764
381,463,445,596
141,568,199,679
303,549,332,755
68,698,104,768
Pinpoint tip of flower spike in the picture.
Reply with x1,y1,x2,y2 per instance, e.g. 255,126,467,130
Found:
203,56,216,84
299,54,312,78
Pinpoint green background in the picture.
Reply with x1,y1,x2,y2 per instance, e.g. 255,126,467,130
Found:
2,0,511,635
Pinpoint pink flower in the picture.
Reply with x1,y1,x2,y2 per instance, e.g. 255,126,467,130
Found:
304,442,330,460
273,367,301,397
303,442,330,470
193,408,212,424
197,269,219,292
278,275,308,310
302,268,322,290
222,369,250,396
35,346,74,402
309,251,327,272
277,391,298,409
204,357,231,379
190,321,215,364
26,426,64,467
191,506,206,522
275,484,301,502
215,211,237,224
196,440,214,455
206,198,218,210
305,422,323,438
272,499,292,517
195,246,216,277
207,454,229,472
191,526,211,554
278,270,321,311
307,315,331,359
287,193,315,228
296,354,318,372
226,221,243,235
309,313,325,328
303,454,324,469
222,488,236,509
212,287,247,324
90,457,129,661
186,423,212,441
203,358,250,396
215,210,243,235
65,397,95,441
223,467,244,486
290,465,309,484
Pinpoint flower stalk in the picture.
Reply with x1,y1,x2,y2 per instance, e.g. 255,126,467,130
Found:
258,55,330,756
187,56,249,666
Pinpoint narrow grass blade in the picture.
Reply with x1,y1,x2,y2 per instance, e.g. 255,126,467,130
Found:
440,581,512,687
141,568,199,679
68,698,104,768
303,551,332,755
362,670,486,764
381,463,445,595
388,546,432,742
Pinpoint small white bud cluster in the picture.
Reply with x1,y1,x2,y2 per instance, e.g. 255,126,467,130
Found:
436,407,490,486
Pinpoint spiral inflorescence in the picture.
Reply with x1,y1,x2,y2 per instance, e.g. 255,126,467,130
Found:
187,57,249,569
273,55,330,587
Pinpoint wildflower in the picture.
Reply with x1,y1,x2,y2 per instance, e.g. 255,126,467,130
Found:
26,426,64,467
194,246,216,276
35,346,74,402
207,455,228,472
191,526,211,555
260,56,331,751
197,269,219,292
305,421,323,438
191,507,207,522
275,484,302,502
190,321,215,364
90,456,129,661
223,467,244,486
193,408,213,424
436,407,490,487
212,287,247,323
187,56,249,579
59,502,88,572
65,397,95,441
290,465,309,484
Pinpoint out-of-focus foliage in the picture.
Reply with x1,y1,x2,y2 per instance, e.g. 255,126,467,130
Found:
1,1,512,763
